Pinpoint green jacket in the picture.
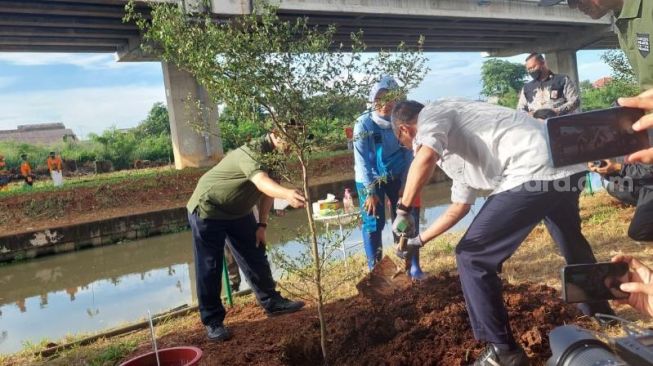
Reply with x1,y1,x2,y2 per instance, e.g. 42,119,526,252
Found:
186,135,274,220
616,0,653,89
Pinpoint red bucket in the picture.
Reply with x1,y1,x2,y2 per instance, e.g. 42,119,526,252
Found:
119,346,202,366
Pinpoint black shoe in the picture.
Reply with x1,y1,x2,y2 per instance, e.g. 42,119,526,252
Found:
206,323,231,342
265,297,305,317
473,344,529,366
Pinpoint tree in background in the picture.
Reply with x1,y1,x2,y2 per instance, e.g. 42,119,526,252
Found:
580,50,639,111
135,102,171,137
126,0,427,360
480,58,527,108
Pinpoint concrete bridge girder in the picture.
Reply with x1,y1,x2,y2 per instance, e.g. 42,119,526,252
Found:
0,0,620,169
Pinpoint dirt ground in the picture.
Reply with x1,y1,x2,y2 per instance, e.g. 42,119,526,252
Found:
124,272,594,366
0,154,354,236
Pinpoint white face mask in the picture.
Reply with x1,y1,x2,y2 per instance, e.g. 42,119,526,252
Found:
371,111,392,129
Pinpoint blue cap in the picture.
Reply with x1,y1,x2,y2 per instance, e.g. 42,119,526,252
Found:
368,76,399,103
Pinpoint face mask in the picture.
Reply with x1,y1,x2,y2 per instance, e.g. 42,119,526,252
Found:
529,69,542,81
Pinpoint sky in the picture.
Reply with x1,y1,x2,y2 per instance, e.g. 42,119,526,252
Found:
0,50,612,139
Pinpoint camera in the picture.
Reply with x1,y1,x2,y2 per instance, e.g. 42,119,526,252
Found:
547,321,653,366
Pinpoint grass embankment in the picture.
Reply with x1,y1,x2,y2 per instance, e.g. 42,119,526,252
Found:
2,191,651,365
0,150,354,233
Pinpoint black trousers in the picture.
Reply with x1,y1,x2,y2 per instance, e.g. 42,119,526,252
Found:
606,180,653,241
188,211,279,326
455,173,612,346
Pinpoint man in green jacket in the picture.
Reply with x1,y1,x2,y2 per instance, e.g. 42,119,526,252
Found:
540,0,653,163
187,132,306,342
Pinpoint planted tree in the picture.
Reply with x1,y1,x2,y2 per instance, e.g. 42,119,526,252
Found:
126,1,427,360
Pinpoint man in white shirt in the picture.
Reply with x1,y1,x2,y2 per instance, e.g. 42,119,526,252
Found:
390,99,612,366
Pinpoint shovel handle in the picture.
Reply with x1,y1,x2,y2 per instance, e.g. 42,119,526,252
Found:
398,235,407,251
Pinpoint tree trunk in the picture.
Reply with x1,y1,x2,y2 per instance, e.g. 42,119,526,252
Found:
298,156,328,363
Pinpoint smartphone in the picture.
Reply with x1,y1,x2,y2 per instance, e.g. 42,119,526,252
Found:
561,262,630,303
545,106,649,168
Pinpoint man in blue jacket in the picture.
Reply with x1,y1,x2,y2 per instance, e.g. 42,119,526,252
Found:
353,76,421,274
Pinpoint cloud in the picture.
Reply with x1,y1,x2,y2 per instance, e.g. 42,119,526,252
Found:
0,52,157,71
0,85,166,138
578,61,611,82
0,76,15,90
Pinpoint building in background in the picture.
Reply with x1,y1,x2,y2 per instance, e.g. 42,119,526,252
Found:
0,123,77,145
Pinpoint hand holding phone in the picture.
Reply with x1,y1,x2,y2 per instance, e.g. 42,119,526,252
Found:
562,262,630,303
546,106,649,167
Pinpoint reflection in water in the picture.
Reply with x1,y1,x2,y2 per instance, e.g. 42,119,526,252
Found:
0,181,498,354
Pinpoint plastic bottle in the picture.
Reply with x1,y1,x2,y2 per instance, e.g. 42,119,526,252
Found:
343,188,354,213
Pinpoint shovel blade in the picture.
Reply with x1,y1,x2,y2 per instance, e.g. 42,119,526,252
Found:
356,256,413,299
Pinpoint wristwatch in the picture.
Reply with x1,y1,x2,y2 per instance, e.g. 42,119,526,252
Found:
257,223,268,228
397,203,412,212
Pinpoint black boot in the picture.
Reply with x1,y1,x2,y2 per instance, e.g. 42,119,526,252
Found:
264,297,305,317
473,344,529,366
206,323,231,342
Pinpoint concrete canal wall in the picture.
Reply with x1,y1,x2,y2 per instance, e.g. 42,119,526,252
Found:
0,207,189,263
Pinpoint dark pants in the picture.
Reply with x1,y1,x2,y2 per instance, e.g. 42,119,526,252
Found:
188,211,280,326
455,173,612,346
606,181,653,241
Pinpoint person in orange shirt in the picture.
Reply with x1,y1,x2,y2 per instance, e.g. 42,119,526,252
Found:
20,154,34,187
46,151,64,187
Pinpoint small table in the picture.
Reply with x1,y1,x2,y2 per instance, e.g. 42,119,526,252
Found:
312,210,363,261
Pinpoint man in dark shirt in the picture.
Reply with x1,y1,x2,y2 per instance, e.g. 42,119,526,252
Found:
517,53,580,117
590,160,653,241
187,132,306,341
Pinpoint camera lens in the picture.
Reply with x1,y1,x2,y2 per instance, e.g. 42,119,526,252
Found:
547,325,624,366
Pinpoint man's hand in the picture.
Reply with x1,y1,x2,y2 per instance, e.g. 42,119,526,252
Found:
611,255,653,317
619,89,653,164
364,195,380,217
588,160,621,175
255,226,267,249
284,189,306,208
392,209,416,237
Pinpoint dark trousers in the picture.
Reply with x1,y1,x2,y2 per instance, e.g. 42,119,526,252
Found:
188,211,279,326
455,173,612,345
606,181,653,241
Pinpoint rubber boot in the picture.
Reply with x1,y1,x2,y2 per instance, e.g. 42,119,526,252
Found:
409,247,426,280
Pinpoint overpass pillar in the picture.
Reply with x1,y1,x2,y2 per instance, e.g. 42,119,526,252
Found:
162,62,223,170
545,50,580,89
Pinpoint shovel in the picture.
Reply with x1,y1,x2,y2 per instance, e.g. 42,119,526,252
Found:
355,236,413,299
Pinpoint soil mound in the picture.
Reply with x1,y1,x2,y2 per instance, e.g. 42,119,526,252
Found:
129,272,593,366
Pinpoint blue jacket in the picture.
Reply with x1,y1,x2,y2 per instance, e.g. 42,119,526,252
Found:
353,112,412,194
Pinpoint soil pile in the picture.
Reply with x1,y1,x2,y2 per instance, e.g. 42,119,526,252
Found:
125,272,593,366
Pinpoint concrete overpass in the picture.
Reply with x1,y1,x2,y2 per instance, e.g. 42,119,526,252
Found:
0,0,619,168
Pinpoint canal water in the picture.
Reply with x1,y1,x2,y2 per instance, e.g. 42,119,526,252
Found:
0,176,604,354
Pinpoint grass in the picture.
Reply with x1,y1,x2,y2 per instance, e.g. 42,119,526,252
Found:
0,150,352,199
0,166,198,199
2,191,651,365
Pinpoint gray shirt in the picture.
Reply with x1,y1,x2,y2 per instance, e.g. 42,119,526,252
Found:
416,99,584,204
517,73,580,116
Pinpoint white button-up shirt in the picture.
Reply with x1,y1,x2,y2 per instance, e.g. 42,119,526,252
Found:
415,99,584,204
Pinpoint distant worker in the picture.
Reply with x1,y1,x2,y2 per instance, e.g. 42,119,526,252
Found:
20,154,34,187
46,151,64,187
517,53,580,118
0,155,9,190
